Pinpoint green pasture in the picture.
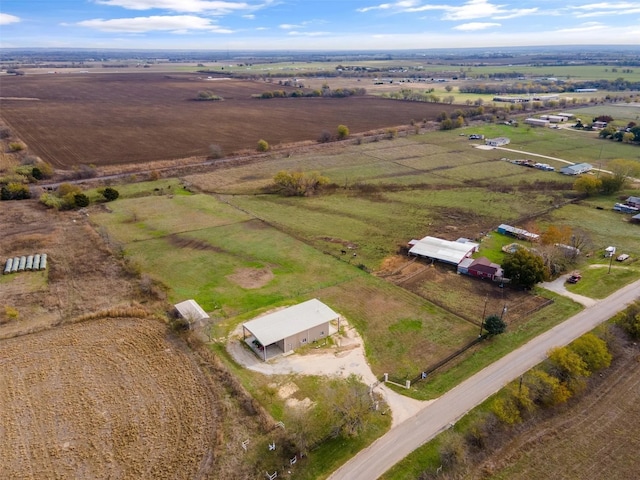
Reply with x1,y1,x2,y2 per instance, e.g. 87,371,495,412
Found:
564,104,640,124
91,193,251,243
395,291,582,400
315,275,479,376
91,189,483,376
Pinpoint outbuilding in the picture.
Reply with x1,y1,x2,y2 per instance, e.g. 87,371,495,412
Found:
485,137,510,147
242,298,339,361
408,236,477,265
468,257,503,281
496,224,540,242
559,163,592,175
174,299,209,327
525,118,550,127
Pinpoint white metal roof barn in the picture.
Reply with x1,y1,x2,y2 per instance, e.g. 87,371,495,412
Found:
242,298,339,361
408,236,476,265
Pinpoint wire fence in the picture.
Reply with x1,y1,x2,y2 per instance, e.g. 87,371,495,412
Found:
385,335,486,388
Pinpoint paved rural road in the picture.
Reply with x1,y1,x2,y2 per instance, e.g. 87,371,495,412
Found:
328,279,640,480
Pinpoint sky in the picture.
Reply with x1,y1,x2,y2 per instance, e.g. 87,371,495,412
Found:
1,0,639,51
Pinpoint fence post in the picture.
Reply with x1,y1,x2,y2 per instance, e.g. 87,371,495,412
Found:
405,379,411,389
384,373,388,382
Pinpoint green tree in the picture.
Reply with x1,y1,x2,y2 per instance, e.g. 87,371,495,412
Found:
609,159,640,188
257,139,269,152
484,314,507,335
614,301,640,339
272,170,329,196
569,333,612,372
598,125,617,138
1,183,31,200
524,369,572,406
573,175,602,196
74,193,90,208
31,167,43,180
548,346,590,387
329,374,376,437
337,124,350,140
502,248,547,289
101,187,119,202
599,174,624,195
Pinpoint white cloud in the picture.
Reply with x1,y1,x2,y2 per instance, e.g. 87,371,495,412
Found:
287,31,330,37
569,2,640,18
76,15,225,33
555,22,608,33
242,14,255,19
357,1,427,13
279,23,299,30
94,0,267,15
454,22,501,31
358,0,538,21
0,13,21,25
441,1,537,21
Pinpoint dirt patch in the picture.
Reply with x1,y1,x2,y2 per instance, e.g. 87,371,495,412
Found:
227,267,274,289
167,234,225,252
0,317,217,479
381,258,551,326
0,201,141,339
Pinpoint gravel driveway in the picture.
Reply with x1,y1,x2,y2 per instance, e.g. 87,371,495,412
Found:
227,320,427,427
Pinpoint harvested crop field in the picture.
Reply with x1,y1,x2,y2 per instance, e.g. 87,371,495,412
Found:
0,317,217,479
0,73,457,168
471,330,640,480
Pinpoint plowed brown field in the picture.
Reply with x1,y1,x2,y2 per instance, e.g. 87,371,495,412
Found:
0,317,217,479
0,73,457,168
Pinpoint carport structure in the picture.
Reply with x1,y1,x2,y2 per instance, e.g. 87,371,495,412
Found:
242,298,339,361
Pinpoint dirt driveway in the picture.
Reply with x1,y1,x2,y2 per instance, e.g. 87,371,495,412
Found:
227,320,427,427
540,275,598,307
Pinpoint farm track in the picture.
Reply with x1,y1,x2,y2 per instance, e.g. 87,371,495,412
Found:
0,318,218,479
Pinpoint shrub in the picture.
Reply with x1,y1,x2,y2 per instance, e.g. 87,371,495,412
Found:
196,90,221,101
1,183,31,200
318,130,332,143
8,142,25,152
209,144,223,159
257,139,270,152
101,187,119,202
74,193,90,208
569,333,612,372
39,192,64,209
337,124,350,140
0,126,11,139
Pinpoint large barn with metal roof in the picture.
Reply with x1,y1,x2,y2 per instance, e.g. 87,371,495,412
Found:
242,298,339,361
408,236,478,265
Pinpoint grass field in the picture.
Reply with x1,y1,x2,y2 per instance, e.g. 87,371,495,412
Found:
88,120,640,395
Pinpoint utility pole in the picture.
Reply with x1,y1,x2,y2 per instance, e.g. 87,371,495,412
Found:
480,296,488,336
608,247,614,274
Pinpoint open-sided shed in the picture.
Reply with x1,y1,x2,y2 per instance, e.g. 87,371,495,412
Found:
408,236,476,265
242,299,339,361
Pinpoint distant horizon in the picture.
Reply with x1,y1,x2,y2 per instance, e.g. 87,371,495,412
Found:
1,44,638,53
2,1,639,51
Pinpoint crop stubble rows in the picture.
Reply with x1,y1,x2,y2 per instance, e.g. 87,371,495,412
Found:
0,73,457,168
0,318,217,479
